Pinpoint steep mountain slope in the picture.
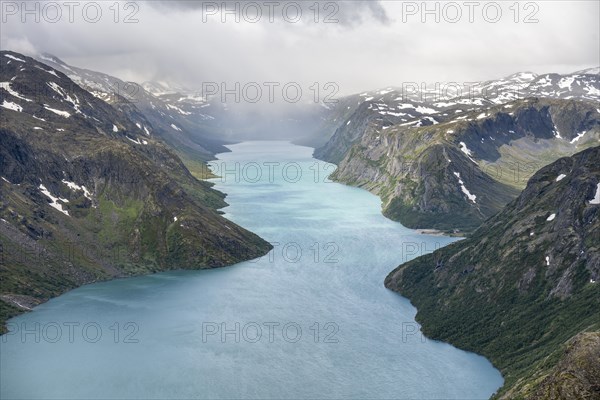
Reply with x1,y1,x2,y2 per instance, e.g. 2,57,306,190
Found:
385,146,600,398
315,66,600,232
0,51,272,331
324,98,600,231
35,53,230,163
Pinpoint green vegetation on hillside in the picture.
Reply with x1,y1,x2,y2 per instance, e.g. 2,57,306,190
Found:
385,146,600,398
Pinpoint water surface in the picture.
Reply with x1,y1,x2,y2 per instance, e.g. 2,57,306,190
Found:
0,141,503,399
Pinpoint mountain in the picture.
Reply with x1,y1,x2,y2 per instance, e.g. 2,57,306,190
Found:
315,69,600,232
141,80,184,96
35,53,231,165
316,68,599,161
385,145,600,398
0,51,272,331
33,54,338,156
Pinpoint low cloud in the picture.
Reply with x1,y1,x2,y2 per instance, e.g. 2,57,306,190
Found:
0,0,597,95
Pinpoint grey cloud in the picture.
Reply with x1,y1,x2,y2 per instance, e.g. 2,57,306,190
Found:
147,0,390,26
0,0,597,97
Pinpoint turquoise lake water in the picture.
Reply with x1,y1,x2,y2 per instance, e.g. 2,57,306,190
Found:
0,141,503,399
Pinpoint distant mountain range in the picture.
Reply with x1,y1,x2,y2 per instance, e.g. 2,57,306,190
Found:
0,51,272,330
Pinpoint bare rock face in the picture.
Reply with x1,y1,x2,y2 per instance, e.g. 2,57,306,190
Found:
384,146,600,398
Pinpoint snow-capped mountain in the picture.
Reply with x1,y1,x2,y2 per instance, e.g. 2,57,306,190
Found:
322,67,599,131
525,72,599,102
315,65,600,232
141,80,184,96
35,53,230,159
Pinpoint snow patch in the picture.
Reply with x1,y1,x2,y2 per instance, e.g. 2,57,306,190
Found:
170,124,181,131
553,129,562,139
415,106,437,115
62,180,92,200
416,117,438,126
127,136,142,145
590,183,600,205
39,184,69,215
44,106,71,118
453,172,477,204
113,124,118,132
166,103,192,115
4,54,25,62
558,76,575,90
570,131,587,144
35,66,59,78
0,82,32,101
584,86,600,97
1,100,22,112
555,174,567,182
546,213,556,221
47,82,81,113
459,142,477,163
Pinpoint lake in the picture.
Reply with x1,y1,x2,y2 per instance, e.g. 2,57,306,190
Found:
0,141,503,399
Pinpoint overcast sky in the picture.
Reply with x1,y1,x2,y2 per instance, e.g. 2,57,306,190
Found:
2,0,599,95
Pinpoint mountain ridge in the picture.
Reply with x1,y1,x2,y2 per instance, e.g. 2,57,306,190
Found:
315,68,600,232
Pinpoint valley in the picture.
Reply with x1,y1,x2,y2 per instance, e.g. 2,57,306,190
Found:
1,48,599,400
